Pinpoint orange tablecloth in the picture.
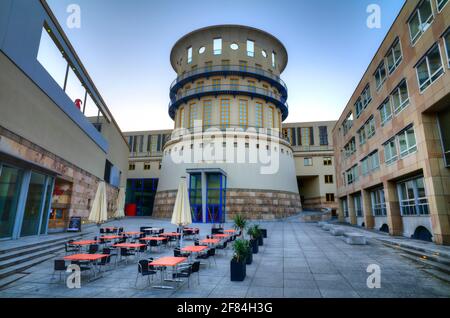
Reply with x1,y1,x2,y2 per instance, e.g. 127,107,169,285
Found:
149,257,187,267
100,235,122,240
63,254,108,261
224,229,236,233
160,232,181,237
123,232,142,235
181,245,208,253
70,240,97,246
200,239,220,244
141,237,165,241
113,243,145,248
212,234,230,238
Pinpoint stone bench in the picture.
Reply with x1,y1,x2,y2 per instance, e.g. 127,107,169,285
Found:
344,232,367,245
322,224,333,231
330,227,344,236
317,221,326,227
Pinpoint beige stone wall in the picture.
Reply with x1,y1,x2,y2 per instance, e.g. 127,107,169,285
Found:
332,0,450,244
0,126,119,226
153,188,301,220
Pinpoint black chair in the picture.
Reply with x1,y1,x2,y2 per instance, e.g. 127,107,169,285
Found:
102,248,118,266
149,239,160,252
173,247,190,258
194,239,199,246
96,254,112,271
173,261,201,287
100,228,105,234
51,259,67,281
120,248,135,264
65,241,80,255
106,228,111,234
88,244,99,254
138,240,148,254
207,248,217,266
216,241,228,255
118,227,124,234
135,259,157,287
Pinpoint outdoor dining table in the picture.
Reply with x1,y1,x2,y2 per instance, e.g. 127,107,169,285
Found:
149,256,188,289
181,245,208,261
212,234,230,239
160,232,181,237
223,229,236,233
70,240,97,246
63,253,108,281
143,228,163,235
100,235,122,240
113,243,146,259
200,238,220,246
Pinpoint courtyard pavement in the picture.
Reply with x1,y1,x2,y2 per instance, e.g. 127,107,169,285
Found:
0,217,449,298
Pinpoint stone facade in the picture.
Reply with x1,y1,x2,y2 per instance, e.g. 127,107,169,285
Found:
0,126,119,227
153,188,301,220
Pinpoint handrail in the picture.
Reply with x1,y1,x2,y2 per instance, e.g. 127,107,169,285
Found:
170,64,287,93
170,84,288,105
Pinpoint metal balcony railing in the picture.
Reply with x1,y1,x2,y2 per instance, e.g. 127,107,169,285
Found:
168,84,289,121
169,64,288,100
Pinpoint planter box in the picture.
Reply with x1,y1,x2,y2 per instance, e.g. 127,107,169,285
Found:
246,250,253,265
230,259,246,281
258,236,263,246
251,239,259,254
261,229,267,238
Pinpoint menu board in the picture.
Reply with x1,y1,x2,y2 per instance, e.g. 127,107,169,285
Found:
67,216,81,232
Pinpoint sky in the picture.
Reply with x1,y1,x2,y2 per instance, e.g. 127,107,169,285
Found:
47,0,406,132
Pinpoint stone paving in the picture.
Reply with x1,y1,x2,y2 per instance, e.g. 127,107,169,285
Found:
0,217,449,298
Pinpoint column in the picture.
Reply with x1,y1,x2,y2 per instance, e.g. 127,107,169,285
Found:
384,180,403,236
348,194,357,225
337,197,345,222
362,189,374,229
201,171,207,224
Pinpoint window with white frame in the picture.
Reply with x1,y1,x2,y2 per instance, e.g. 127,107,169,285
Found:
354,195,363,217
272,52,276,68
344,138,356,158
408,0,434,45
443,29,450,68
187,46,192,64
437,0,449,11
345,165,359,185
386,39,403,74
370,188,387,216
343,112,354,135
247,40,254,57
342,198,349,217
398,125,417,158
416,43,444,92
355,85,372,118
383,138,398,165
213,38,222,55
358,117,375,145
361,151,379,175
397,176,429,215
391,79,410,114
378,98,393,126
304,157,313,166
355,98,363,118
374,61,387,90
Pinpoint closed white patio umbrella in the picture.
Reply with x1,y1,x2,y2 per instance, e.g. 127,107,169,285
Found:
88,181,108,225
171,177,192,247
114,187,126,219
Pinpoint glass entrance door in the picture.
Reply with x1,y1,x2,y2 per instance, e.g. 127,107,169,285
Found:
189,174,202,223
0,165,23,239
206,173,226,224
20,172,46,237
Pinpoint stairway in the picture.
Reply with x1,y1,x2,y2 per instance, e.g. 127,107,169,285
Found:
0,232,88,289
379,239,450,284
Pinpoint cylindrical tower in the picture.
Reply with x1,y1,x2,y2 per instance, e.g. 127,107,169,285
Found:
153,25,301,221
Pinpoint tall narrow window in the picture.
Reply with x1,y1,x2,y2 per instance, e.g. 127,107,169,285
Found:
247,40,254,57
398,126,417,158
416,44,444,92
370,188,387,216
187,46,192,64
239,100,248,128
384,138,398,165
266,106,275,128
437,0,448,11
378,98,393,126
272,52,276,68
203,100,212,130
408,0,434,45
300,127,311,146
189,103,198,128
374,61,387,90
391,79,410,114
212,78,221,91
255,102,263,128
386,39,403,74
444,29,450,68
397,176,429,215
213,38,222,55
230,78,239,90
179,107,185,128
239,60,247,71
220,99,230,129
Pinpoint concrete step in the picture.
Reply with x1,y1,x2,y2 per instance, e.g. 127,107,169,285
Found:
0,253,57,281
421,268,450,284
0,244,64,271
378,238,450,260
381,241,450,267
0,273,27,290
0,232,87,255
400,253,450,275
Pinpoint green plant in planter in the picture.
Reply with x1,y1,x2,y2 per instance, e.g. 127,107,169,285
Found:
247,225,261,254
232,239,248,263
233,214,247,239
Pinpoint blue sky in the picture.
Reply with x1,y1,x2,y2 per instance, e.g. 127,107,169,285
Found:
47,0,405,132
